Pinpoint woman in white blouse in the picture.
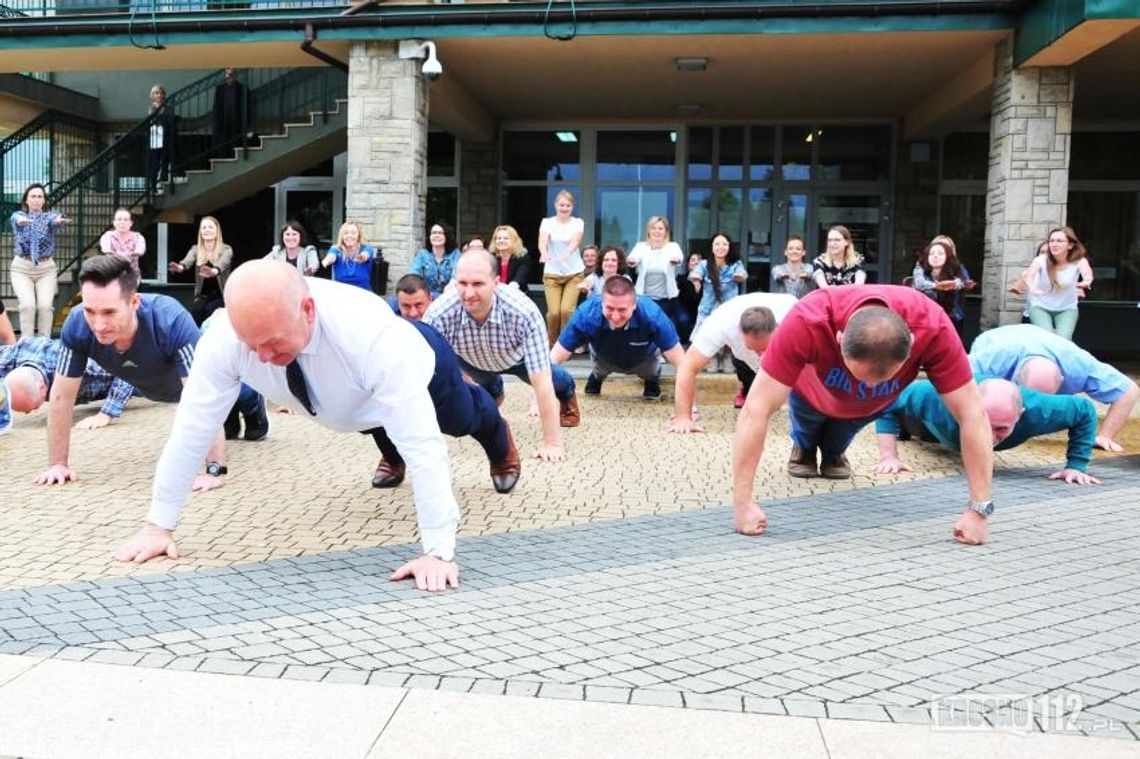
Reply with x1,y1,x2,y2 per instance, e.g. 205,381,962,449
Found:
538,190,585,347
627,215,685,331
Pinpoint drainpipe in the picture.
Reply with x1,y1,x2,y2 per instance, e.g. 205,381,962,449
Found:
300,23,348,73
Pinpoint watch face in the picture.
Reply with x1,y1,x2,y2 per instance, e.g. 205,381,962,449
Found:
974,501,994,516
207,463,222,476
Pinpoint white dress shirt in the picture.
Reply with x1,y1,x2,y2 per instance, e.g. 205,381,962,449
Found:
148,278,460,558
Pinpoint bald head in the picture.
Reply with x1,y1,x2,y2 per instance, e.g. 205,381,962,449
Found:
457,248,498,279
6,366,48,413
979,378,1023,444
225,260,315,366
1016,356,1063,394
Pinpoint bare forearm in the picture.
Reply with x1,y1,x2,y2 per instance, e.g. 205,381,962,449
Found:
959,412,993,502
537,389,562,448
47,401,76,466
1100,386,1139,441
877,433,900,460
732,407,770,509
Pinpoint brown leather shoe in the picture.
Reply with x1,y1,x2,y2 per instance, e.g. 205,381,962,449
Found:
820,454,851,480
371,458,406,488
787,445,818,478
559,395,581,427
489,421,522,494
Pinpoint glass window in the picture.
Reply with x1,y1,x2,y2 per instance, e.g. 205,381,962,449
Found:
937,194,986,285
427,133,457,178
597,130,676,182
1068,191,1140,301
719,127,743,181
426,187,458,238
747,188,772,262
1070,133,1140,181
688,127,713,181
502,131,581,182
941,132,989,181
750,126,775,181
817,126,891,182
782,125,813,181
595,186,673,252
686,188,713,244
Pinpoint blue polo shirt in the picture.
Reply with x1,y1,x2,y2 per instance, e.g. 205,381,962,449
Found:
875,379,1097,471
558,295,679,369
58,293,199,403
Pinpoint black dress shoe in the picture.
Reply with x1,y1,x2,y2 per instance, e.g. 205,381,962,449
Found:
243,400,269,441
489,421,521,494
372,458,406,488
223,407,241,440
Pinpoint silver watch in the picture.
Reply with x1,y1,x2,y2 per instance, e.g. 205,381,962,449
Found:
967,499,994,517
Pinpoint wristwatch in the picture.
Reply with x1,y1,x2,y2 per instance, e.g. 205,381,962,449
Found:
967,499,994,517
205,461,228,477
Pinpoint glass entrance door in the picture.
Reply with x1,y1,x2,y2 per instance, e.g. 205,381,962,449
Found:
814,193,889,283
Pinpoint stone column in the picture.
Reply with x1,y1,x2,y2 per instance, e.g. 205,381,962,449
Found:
980,37,1074,329
346,41,429,283
458,139,500,241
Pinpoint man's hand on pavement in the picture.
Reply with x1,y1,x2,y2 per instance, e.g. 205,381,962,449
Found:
35,464,76,486
953,510,988,545
390,555,459,592
1094,435,1124,452
1048,468,1101,485
191,474,225,493
734,502,768,536
667,417,704,435
872,456,912,475
112,524,179,564
534,444,566,463
74,412,112,430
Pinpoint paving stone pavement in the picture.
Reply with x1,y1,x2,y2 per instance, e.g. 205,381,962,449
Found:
2,382,1139,742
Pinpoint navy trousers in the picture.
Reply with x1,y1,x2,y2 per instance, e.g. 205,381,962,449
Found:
368,320,509,467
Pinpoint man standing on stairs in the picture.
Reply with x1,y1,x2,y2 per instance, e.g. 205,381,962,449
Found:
212,68,249,158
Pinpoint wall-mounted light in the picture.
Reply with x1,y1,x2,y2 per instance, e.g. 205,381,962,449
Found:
555,132,578,143
675,57,708,72
805,129,824,143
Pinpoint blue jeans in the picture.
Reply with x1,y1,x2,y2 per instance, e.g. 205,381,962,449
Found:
369,321,509,467
459,358,576,403
787,391,875,458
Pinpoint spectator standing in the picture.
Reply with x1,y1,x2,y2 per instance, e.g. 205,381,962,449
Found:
770,235,815,299
1021,226,1093,340
168,216,233,326
322,221,378,292
10,183,69,338
538,190,586,347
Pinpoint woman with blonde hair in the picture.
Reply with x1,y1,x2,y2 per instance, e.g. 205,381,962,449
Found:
491,224,532,289
627,214,685,332
169,215,232,325
538,190,586,346
322,220,378,292
812,225,866,288
1021,226,1093,340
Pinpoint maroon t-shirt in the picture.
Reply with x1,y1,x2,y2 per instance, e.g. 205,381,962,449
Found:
760,285,973,419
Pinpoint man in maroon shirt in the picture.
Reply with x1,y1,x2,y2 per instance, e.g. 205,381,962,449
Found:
731,285,994,545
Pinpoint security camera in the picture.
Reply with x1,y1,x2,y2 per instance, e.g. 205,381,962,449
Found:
398,39,443,81
422,51,443,80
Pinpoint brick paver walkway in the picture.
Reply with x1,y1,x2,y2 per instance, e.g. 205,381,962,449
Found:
2,377,1138,740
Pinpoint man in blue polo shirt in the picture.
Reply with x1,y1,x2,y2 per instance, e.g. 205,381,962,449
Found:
552,275,684,400
34,255,250,488
873,377,1100,485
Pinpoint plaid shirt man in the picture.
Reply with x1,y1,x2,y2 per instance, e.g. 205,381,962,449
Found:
423,283,552,375
0,337,135,418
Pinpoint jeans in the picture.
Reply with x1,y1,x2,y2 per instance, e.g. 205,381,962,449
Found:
368,321,509,467
459,358,576,403
543,272,584,347
1028,305,1079,341
787,390,875,458
10,256,57,338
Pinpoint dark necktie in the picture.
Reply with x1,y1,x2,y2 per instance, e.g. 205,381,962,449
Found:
286,359,316,416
